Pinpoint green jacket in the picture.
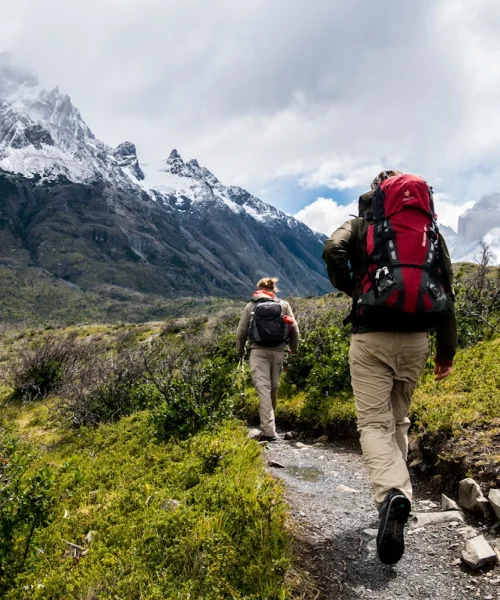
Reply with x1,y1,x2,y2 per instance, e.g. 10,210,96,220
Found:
322,191,457,365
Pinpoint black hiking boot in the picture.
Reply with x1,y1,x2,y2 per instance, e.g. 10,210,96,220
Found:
259,435,277,442
377,489,411,565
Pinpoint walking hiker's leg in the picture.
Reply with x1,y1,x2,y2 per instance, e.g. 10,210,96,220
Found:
270,351,285,411
350,333,410,506
249,350,276,437
392,333,430,463
391,380,412,461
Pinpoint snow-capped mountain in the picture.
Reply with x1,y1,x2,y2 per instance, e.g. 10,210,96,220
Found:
0,56,320,239
441,194,500,265
0,57,330,298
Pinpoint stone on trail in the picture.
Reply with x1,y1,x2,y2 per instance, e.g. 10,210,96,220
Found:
488,489,500,521
284,431,298,440
457,526,478,540
458,478,491,518
414,510,465,527
493,540,500,562
268,460,286,469
461,535,498,570
248,428,262,440
441,494,462,512
313,434,329,444
295,442,309,449
336,484,359,493
362,528,378,538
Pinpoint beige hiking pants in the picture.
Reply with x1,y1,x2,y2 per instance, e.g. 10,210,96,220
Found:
249,348,285,437
349,332,429,506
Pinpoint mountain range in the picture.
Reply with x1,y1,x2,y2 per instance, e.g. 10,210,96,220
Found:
0,55,499,324
0,56,331,304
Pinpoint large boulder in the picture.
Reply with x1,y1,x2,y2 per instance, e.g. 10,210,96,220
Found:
461,535,497,570
488,489,500,521
458,478,491,518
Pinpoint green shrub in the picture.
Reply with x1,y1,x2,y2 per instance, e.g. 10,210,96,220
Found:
150,355,236,441
412,339,500,435
282,323,350,396
57,349,151,426
0,425,57,593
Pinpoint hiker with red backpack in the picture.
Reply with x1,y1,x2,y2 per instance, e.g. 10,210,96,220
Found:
236,277,299,442
323,170,457,566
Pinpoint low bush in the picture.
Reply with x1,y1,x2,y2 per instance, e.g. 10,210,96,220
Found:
145,337,237,441
57,348,150,426
3,335,89,401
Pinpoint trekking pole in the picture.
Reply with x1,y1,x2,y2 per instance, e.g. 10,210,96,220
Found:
240,355,246,400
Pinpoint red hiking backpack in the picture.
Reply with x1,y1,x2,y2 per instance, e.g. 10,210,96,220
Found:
357,174,450,325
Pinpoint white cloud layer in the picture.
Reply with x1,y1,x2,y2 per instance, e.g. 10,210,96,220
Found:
2,0,500,214
295,193,477,238
295,198,358,237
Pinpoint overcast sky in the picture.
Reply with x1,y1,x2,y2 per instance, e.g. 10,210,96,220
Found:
2,0,500,235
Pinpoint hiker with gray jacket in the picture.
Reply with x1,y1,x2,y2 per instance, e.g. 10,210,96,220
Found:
236,277,299,442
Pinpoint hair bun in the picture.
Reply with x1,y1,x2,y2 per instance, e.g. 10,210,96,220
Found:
257,277,280,293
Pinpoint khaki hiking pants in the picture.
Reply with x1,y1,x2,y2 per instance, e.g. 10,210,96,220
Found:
349,332,429,506
249,348,285,437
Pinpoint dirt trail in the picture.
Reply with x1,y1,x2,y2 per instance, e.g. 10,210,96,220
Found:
265,436,500,600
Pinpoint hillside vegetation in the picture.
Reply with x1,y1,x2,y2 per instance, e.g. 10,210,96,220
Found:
0,257,498,597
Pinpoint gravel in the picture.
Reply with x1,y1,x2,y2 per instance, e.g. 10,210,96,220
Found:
265,436,500,599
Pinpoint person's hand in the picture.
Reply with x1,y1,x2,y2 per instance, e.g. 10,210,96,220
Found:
434,363,452,382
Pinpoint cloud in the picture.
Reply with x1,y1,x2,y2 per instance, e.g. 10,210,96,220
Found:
2,0,500,213
433,193,476,232
296,192,477,238
295,197,357,236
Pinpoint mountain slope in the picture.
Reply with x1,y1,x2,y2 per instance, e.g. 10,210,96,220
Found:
0,58,330,299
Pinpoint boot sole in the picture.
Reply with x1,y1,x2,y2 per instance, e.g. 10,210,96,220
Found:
377,494,411,565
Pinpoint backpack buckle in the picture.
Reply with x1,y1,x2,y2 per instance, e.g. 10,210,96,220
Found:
375,266,396,294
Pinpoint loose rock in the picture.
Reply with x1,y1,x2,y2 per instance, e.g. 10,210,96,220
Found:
441,494,462,512
313,434,329,444
488,489,500,521
336,484,359,493
284,431,298,441
248,428,261,440
461,535,497,570
268,460,286,469
414,511,465,527
362,528,378,538
295,442,309,449
408,435,420,453
162,499,181,511
457,526,478,540
458,478,491,518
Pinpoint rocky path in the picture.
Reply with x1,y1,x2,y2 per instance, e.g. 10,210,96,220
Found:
264,436,500,600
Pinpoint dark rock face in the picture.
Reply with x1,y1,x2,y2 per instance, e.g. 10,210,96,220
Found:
0,59,332,297
0,171,331,298
112,142,145,181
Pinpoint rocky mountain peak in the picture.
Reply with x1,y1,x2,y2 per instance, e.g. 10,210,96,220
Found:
112,142,144,181
458,193,500,240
